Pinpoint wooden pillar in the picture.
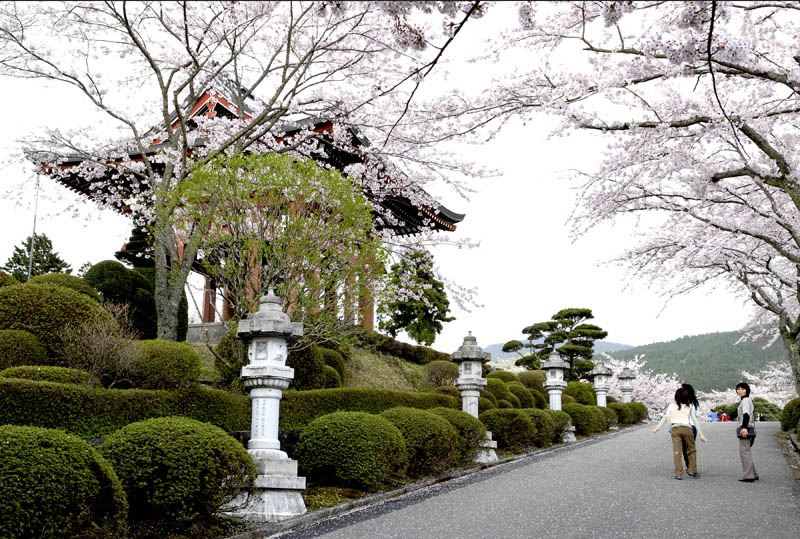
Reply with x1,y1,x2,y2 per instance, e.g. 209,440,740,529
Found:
343,274,355,325
202,277,217,323
358,273,374,329
222,288,234,322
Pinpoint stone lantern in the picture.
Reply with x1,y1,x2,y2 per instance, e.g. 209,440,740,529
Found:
451,332,497,463
618,367,635,403
228,290,306,522
541,349,568,411
589,361,612,407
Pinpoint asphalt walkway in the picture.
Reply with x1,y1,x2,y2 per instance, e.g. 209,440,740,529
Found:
272,422,800,539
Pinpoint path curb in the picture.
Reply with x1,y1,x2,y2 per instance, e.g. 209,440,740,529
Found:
226,423,648,538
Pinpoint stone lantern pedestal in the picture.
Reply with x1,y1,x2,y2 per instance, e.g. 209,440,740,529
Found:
619,367,635,403
226,291,306,522
589,362,611,408
542,349,575,443
452,333,497,463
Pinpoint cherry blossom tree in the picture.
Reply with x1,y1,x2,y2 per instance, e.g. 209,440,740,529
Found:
420,1,800,392
700,360,799,411
0,1,487,340
601,353,681,420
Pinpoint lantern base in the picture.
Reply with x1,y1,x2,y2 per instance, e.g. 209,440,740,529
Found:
473,431,498,463
225,454,307,522
562,424,577,444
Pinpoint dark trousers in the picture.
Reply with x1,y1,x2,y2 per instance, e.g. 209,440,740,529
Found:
682,425,697,468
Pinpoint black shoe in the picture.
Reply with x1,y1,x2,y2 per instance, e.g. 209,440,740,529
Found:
675,475,683,480
687,472,698,478
738,478,755,483
754,476,760,480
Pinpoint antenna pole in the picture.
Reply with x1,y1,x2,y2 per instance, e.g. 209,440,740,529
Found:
26,175,40,281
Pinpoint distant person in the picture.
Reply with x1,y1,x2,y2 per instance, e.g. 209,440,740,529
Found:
681,383,708,474
736,382,758,483
758,412,765,422
708,410,719,422
651,387,706,479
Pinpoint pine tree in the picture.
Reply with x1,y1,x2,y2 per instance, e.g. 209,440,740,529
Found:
2,233,71,282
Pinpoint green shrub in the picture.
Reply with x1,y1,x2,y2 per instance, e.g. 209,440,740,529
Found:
0,283,111,361
0,378,250,438
0,329,47,370
781,398,800,431
598,406,617,429
320,347,346,380
99,416,255,524
428,407,487,462
544,409,571,444
0,270,19,287
0,425,127,539
323,365,342,388
434,385,460,398
480,388,497,406
507,381,535,408
0,365,90,385
479,397,496,411
83,260,133,303
381,407,459,477
486,370,519,384
561,393,576,404
296,411,408,490
517,370,545,392
753,397,782,422
521,408,556,448
486,378,517,407
565,381,596,405
626,401,649,422
425,360,458,387
531,388,547,409
606,395,618,404
563,403,600,435
280,387,458,430
497,399,513,408
132,339,200,390
609,402,633,425
214,325,246,391
28,273,102,302
478,408,536,451
287,345,325,390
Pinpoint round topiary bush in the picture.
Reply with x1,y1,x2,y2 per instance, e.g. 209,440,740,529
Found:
497,399,513,408
561,393,576,404
521,408,556,447
517,369,546,392
598,406,617,430
425,360,458,387
479,396,496,411
563,402,596,435
626,401,649,422
98,416,255,524
480,388,497,406
131,339,201,390
530,388,547,409
486,370,519,384
565,381,596,405
433,385,460,398
323,364,343,388
486,378,517,407
0,329,47,370
380,407,460,478
28,273,102,303
320,347,346,380
0,283,111,361
544,409,572,444
507,381,535,409
82,260,134,304
479,408,536,451
0,270,19,288
609,402,633,425
295,411,408,490
428,407,487,462
0,365,90,385
781,397,800,431
287,345,325,390
0,425,127,539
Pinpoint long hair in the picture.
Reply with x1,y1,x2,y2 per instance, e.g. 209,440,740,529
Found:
681,383,699,409
674,387,690,410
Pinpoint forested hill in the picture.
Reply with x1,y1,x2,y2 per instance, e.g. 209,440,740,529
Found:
599,331,788,392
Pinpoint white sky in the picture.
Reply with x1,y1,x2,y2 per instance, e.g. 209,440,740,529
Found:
0,5,755,354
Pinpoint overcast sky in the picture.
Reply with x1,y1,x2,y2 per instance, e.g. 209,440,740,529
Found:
0,5,755,354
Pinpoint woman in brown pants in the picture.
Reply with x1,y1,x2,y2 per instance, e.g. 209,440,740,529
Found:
652,387,706,479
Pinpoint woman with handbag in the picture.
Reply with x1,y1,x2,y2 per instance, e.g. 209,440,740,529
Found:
736,382,759,483
651,387,706,479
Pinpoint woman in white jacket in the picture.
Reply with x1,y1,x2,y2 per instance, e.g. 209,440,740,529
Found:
652,387,707,480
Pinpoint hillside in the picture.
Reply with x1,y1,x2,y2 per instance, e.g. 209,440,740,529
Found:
599,331,788,392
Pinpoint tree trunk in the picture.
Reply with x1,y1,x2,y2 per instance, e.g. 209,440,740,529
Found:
780,331,800,396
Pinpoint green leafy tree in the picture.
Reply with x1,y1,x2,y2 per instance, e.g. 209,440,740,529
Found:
508,308,607,380
2,233,71,282
378,250,455,346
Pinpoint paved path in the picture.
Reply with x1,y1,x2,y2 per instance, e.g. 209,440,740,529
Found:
275,422,800,539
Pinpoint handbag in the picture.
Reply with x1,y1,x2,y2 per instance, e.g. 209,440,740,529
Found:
736,425,755,439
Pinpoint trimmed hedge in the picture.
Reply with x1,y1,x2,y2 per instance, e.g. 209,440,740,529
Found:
753,397,782,422
0,283,111,361
433,385,460,398
0,365,90,385
479,408,536,451
609,402,633,425
0,270,19,287
521,408,556,448
563,403,605,435
0,378,250,438
781,397,800,431
279,387,458,430
0,329,47,370
296,411,408,490
99,417,255,524
486,370,519,384
428,407,487,462
480,388,497,406
287,346,325,390
626,401,649,422
497,399,513,408
564,381,596,406
0,425,127,539
599,406,618,429
132,339,201,390
323,365,342,388
507,381,535,409
517,370,545,392
486,378,519,408
28,273,102,303
479,397,496,411
544,409,571,444
380,407,459,478
320,347,346,380
530,388,547,409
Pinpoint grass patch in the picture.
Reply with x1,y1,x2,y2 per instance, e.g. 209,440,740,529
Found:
302,486,368,511
345,349,426,391
189,343,220,383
